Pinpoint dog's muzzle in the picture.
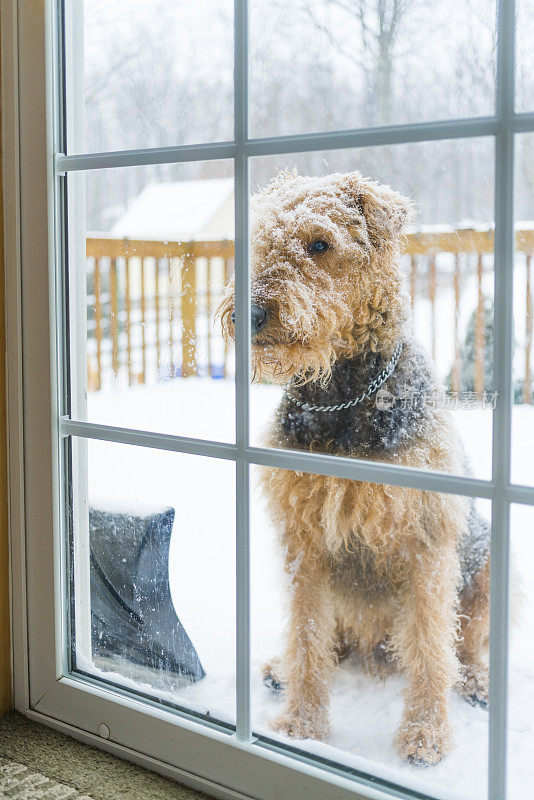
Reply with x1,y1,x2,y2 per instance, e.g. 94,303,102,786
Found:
231,304,268,336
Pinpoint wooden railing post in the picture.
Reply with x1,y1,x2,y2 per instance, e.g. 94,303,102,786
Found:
125,257,132,386
474,252,485,395
93,258,102,391
206,258,212,378
110,257,119,379
223,257,233,379
429,253,437,362
155,258,161,376
169,257,175,377
451,253,461,393
525,253,533,404
181,253,197,377
140,257,146,384
410,254,417,314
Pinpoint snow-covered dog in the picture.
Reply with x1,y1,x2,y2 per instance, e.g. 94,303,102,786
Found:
218,170,490,766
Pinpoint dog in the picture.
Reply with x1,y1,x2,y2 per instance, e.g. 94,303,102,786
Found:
217,169,490,766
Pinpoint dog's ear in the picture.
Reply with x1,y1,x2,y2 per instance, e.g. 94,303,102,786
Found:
342,173,413,248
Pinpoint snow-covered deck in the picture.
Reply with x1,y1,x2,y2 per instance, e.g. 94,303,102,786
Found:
85,379,534,800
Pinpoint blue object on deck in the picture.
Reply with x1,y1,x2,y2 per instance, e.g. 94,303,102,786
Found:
210,364,225,379
88,504,205,683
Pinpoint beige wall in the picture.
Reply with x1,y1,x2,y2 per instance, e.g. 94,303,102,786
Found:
0,4,12,715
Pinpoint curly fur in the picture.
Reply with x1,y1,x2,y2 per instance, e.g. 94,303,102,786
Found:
217,169,490,766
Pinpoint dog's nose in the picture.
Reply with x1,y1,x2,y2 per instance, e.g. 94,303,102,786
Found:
251,304,267,334
230,305,268,336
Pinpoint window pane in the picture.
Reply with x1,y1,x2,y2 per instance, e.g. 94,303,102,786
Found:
249,0,496,138
69,439,236,726
239,139,495,479
64,0,233,154
516,0,534,112
508,504,534,796
67,162,235,442
251,466,490,797
512,135,534,486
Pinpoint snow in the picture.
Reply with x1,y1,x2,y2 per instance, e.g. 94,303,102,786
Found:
85,379,534,800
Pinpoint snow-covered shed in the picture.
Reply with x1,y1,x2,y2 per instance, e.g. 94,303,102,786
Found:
111,178,234,241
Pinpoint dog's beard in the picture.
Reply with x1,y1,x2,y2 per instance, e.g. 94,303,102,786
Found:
217,290,369,387
251,339,339,386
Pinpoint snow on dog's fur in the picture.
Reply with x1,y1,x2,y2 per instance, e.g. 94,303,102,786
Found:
218,170,490,766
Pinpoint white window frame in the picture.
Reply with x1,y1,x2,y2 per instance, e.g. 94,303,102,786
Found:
3,1,534,799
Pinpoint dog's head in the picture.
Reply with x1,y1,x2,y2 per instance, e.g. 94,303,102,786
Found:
218,170,412,384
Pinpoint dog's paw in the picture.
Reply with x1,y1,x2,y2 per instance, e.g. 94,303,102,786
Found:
395,721,451,767
458,665,489,709
271,711,328,741
262,660,285,694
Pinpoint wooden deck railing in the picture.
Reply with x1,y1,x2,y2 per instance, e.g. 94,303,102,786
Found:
86,238,234,391
86,228,534,400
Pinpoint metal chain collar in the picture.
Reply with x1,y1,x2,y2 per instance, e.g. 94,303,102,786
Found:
287,342,403,413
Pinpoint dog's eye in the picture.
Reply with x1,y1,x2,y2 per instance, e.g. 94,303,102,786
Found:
309,240,329,254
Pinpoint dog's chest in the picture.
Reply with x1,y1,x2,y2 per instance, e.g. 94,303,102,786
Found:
324,542,404,600
277,343,435,458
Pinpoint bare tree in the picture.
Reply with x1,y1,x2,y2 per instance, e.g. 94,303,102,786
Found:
299,0,415,126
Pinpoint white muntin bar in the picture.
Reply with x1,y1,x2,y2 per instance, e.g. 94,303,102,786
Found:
55,111,534,174
506,484,534,507
234,0,252,744
55,141,236,173
511,110,534,133
59,417,237,461
58,413,534,506
247,446,495,500
489,0,516,798
61,415,499,499
246,116,498,157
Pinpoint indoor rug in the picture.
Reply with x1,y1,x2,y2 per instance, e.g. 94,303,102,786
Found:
0,711,209,800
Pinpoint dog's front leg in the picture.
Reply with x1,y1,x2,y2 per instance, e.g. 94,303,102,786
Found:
393,545,460,766
272,557,336,741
